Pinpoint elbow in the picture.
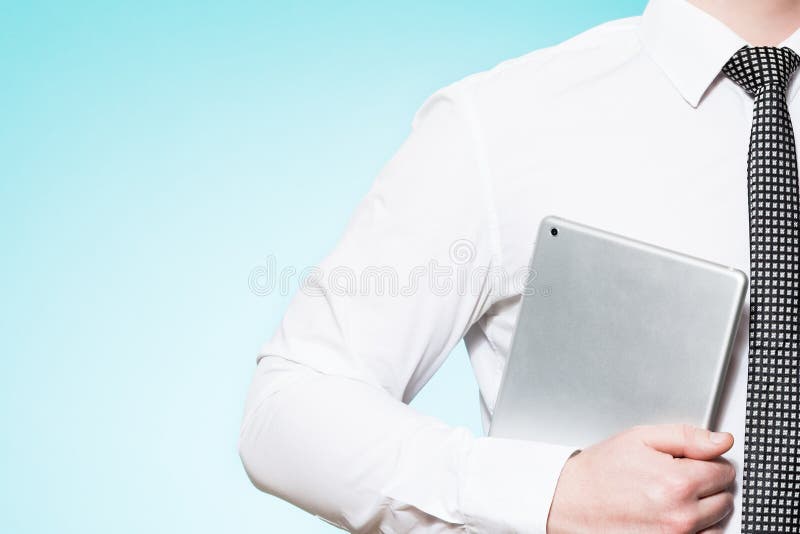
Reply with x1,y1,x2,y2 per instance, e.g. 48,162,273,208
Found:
239,401,296,498
238,429,259,491
238,404,272,493
237,367,288,494
237,356,308,495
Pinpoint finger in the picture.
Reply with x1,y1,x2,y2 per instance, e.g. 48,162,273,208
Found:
697,527,724,534
693,491,734,532
673,457,736,497
635,424,734,460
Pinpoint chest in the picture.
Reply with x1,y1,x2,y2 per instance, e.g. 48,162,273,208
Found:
490,88,763,276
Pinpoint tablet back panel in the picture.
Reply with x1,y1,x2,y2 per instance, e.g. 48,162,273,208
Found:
489,216,747,448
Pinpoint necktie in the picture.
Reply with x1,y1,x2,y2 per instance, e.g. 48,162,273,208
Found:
722,46,800,532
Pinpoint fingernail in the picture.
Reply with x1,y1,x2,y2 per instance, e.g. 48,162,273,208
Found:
710,431,729,443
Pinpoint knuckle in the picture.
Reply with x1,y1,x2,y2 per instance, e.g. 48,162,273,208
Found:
648,474,691,505
678,423,696,443
664,474,694,501
665,509,696,534
627,424,648,437
618,424,648,444
709,458,736,487
720,491,735,512
723,462,737,484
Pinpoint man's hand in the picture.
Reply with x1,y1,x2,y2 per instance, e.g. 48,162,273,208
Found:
546,424,736,534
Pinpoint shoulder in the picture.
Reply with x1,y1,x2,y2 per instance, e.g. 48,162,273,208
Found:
461,15,643,93
415,15,644,120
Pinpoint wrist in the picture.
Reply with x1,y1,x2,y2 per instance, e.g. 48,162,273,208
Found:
546,449,582,534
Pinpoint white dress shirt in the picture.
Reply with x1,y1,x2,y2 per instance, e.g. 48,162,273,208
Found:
239,0,800,531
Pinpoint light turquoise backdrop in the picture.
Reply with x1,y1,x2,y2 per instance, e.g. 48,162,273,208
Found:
1,1,646,532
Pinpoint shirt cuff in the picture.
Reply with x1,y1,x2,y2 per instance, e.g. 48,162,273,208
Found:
459,437,580,533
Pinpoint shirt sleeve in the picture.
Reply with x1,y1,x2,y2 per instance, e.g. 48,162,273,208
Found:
238,84,580,533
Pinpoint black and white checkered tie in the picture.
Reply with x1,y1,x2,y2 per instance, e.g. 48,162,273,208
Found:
722,46,800,532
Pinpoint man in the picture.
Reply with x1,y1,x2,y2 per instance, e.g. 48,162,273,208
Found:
239,0,800,531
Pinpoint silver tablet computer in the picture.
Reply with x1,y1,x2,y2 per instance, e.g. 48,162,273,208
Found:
489,215,747,449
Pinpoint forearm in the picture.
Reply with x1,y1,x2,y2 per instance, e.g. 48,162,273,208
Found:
239,355,578,533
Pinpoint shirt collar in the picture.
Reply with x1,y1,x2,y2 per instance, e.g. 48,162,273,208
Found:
639,0,800,107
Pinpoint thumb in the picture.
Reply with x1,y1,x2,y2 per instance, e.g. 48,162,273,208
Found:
635,424,733,460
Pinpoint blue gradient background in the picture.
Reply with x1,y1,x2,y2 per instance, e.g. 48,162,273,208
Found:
1,1,646,532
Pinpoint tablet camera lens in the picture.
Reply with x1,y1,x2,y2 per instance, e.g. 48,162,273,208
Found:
550,227,558,237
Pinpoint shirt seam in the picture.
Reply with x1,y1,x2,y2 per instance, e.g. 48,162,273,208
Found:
453,87,503,309
448,86,504,534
